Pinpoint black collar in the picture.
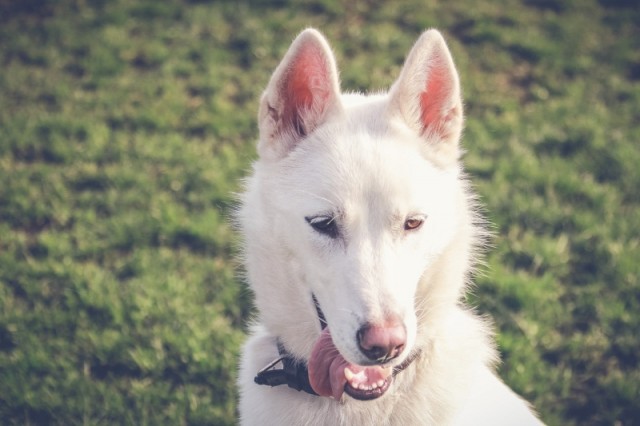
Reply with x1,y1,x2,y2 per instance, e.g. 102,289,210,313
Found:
254,294,324,395
254,340,319,395
254,295,420,397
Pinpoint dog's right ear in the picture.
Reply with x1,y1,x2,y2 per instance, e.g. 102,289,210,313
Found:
258,29,342,161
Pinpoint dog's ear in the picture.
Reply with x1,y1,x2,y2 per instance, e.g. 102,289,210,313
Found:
388,30,463,166
258,29,342,161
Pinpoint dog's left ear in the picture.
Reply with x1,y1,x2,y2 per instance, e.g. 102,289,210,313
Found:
388,30,463,167
258,29,342,161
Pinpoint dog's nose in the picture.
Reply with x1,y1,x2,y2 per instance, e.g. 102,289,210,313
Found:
356,320,406,363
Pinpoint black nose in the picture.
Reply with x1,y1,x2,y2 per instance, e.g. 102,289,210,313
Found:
356,322,406,363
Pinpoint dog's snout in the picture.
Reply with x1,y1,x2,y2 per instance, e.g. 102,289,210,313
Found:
356,320,407,364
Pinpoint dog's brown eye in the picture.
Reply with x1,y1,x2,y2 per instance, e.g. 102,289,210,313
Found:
404,217,425,231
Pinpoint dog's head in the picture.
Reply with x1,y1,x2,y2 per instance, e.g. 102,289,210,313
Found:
242,29,473,400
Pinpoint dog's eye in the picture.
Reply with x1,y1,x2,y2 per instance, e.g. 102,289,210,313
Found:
305,216,339,239
404,216,425,231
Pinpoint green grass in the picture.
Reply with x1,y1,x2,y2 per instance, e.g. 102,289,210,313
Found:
1,0,638,424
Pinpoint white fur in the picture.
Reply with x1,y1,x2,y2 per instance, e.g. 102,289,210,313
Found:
237,28,543,425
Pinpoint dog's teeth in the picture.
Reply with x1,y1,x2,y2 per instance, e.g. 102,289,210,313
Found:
377,380,384,388
344,367,354,381
344,367,358,389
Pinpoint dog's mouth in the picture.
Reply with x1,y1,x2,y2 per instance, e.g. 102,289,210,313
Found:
308,327,395,401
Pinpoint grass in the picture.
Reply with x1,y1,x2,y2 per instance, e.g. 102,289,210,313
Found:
0,0,638,424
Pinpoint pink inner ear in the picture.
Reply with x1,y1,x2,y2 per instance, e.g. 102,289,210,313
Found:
419,59,453,135
282,46,332,137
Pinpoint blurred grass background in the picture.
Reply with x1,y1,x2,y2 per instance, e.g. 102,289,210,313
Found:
0,0,638,424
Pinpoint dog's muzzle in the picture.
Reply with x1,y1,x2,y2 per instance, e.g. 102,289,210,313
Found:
254,294,420,399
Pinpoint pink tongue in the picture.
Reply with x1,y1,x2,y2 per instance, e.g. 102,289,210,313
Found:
308,328,392,400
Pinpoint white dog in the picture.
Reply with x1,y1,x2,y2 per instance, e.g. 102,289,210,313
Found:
237,28,543,425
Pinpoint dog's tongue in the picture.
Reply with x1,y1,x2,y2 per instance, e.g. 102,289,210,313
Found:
308,328,393,400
